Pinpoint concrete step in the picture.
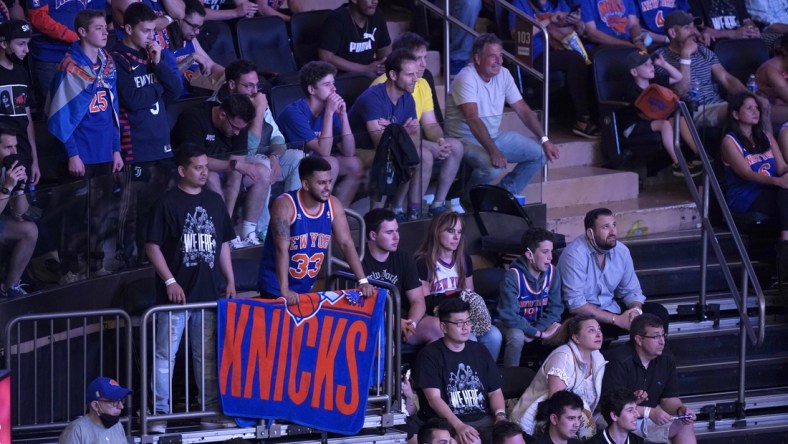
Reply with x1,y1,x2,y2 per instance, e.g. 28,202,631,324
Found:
520,165,640,208
547,183,699,241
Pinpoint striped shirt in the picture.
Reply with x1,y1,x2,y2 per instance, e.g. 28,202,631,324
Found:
655,44,724,105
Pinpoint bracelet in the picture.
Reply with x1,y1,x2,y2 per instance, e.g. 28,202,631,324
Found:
495,409,507,417
679,58,691,66
540,136,550,144
643,406,651,420
633,307,643,315
358,278,369,285
611,314,617,326
164,15,174,25
164,278,177,286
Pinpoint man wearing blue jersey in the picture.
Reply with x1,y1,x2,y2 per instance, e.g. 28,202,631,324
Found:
258,156,373,304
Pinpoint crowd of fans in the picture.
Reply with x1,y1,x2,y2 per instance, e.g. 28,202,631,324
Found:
0,0,788,443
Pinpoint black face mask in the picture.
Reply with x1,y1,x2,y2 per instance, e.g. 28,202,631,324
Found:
98,412,121,428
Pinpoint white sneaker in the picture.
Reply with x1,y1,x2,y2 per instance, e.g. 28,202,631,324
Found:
148,420,167,434
229,232,262,249
200,415,237,429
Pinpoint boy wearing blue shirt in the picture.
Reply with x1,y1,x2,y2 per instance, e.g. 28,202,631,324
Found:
48,9,122,178
276,60,362,207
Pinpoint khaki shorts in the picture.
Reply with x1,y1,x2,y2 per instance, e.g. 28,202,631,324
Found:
635,417,671,443
692,101,728,128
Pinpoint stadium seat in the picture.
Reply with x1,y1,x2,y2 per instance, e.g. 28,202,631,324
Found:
291,9,333,68
236,16,298,84
713,38,770,86
335,73,373,109
593,45,663,168
196,20,238,68
269,83,305,119
468,185,566,262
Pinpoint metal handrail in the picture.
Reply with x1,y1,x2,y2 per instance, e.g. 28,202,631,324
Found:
4,309,133,436
326,208,365,278
671,100,766,348
415,0,551,180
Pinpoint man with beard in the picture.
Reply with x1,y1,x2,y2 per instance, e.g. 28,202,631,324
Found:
654,10,770,130
318,0,391,76
557,208,668,336
348,48,423,220
59,377,132,443
257,156,373,305
602,315,696,444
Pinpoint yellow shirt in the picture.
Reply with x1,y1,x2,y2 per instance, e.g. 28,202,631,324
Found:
370,75,434,121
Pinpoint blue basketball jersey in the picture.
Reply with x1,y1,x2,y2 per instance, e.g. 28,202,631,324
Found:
723,131,775,213
258,190,334,296
514,264,554,322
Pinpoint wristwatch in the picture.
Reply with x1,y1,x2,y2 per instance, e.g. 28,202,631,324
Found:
0,187,10,195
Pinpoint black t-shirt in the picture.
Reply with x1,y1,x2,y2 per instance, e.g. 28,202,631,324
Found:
361,247,421,315
318,4,391,69
147,187,235,304
691,0,749,30
0,62,32,164
602,342,679,408
170,101,246,159
414,339,501,423
586,429,644,444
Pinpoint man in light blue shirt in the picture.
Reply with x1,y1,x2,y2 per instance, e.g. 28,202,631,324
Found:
557,208,668,335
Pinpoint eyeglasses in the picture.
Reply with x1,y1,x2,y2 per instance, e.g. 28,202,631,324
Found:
224,114,249,133
443,319,473,328
182,18,202,32
98,399,124,408
640,333,668,341
237,82,258,91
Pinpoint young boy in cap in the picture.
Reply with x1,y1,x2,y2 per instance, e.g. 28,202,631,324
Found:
0,19,39,185
620,49,701,177
58,376,132,444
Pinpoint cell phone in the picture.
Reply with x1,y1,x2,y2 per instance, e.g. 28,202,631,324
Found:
570,4,581,13
403,369,411,382
673,413,692,420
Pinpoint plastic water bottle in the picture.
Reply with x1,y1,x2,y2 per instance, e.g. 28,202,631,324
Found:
27,183,37,203
687,81,701,112
746,74,758,93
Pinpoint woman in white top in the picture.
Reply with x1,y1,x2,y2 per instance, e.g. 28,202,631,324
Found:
510,313,606,440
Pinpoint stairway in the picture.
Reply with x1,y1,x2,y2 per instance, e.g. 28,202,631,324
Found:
611,230,788,442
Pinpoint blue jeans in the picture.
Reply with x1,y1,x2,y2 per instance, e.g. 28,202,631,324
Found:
470,324,502,362
502,327,527,367
450,0,482,66
153,309,218,414
256,148,304,233
462,131,546,195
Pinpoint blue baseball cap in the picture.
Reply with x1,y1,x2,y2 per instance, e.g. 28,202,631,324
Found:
86,377,132,403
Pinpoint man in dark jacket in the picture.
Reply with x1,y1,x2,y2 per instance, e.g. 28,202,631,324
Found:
111,1,182,266
496,227,563,367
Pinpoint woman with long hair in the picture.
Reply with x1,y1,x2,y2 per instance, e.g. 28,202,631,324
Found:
721,92,788,266
509,314,606,440
414,211,503,360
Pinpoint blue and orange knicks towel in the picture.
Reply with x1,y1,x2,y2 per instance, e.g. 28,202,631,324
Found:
217,289,387,434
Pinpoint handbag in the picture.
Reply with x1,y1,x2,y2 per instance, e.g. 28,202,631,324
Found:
458,289,492,336
634,83,679,120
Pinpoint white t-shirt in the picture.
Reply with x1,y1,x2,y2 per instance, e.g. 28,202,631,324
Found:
444,65,523,140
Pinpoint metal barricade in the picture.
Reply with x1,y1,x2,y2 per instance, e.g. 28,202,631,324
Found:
139,302,221,436
328,272,402,417
4,309,133,436
138,288,401,439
